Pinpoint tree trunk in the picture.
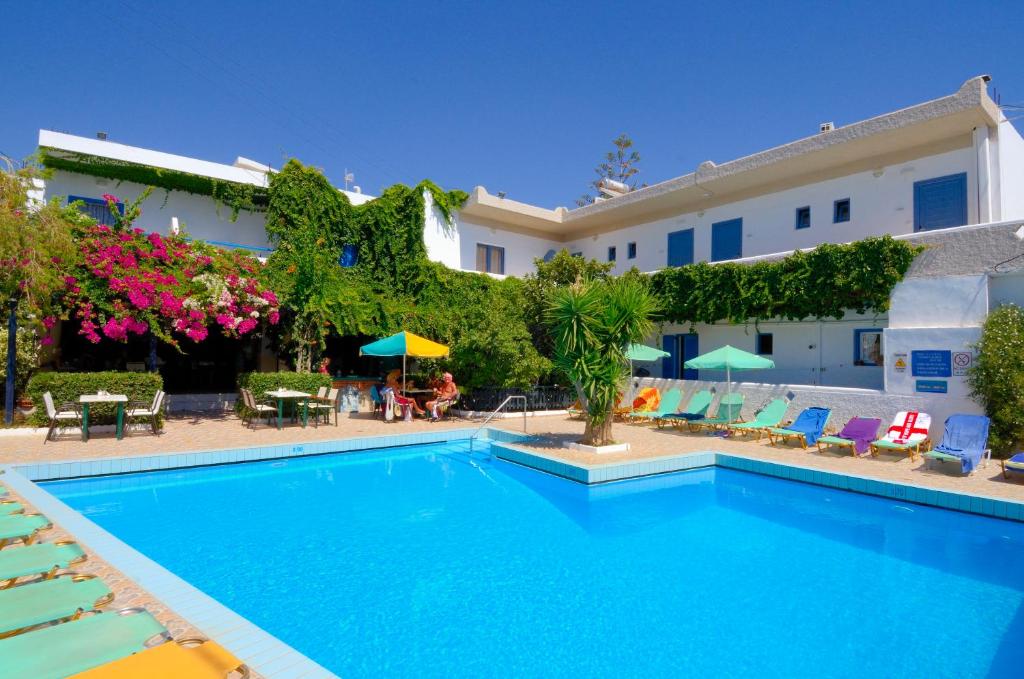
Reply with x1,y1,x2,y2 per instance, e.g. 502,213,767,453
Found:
581,402,616,447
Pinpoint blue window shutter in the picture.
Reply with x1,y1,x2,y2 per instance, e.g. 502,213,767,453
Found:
662,335,678,378
913,173,967,231
711,218,743,261
681,333,699,380
667,229,694,267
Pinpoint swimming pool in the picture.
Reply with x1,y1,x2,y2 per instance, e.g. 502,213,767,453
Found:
44,440,1024,678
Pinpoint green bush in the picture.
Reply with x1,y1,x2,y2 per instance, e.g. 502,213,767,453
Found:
27,371,164,426
236,372,333,412
968,304,1024,457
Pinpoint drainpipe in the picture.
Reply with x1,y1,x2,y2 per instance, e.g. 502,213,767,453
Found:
973,126,993,224
4,299,16,425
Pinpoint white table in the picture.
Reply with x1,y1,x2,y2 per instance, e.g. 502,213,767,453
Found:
79,393,128,441
264,390,312,429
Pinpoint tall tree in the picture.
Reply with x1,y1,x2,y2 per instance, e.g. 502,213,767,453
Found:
546,276,658,446
576,134,643,207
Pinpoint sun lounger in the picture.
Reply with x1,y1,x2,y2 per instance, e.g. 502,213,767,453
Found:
615,387,660,420
72,637,250,678
922,414,991,474
685,393,745,432
0,607,170,678
869,411,932,461
727,398,789,439
0,541,87,588
0,514,51,548
629,388,682,423
815,417,881,456
1002,453,1024,481
0,574,114,638
657,390,713,429
1,500,24,516
768,407,831,448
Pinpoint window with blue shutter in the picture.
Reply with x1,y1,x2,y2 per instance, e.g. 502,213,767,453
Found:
627,242,637,259
711,218,742,261
608,246,616,262
795,206,810,230
913,173,967,231
681,333,699,380
69,195,123,225
833,198,851,223
667,229,694,267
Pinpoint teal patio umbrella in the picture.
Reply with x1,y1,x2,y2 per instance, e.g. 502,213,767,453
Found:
683,344,775,401
625,343,670,400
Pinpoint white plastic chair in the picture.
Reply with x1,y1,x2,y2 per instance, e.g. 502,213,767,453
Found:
126,390,165,434
43,392,80,443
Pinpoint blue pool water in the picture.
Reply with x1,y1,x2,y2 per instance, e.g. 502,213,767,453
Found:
44,441,1024,678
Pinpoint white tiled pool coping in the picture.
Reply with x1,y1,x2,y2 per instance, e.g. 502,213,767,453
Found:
489,442,1024,522
0,427,529,679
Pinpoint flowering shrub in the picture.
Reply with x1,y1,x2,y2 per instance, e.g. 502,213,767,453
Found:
968,304,1024,456
64,205,280,347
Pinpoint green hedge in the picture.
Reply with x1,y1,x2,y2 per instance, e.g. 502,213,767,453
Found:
27,371,164,427
236,372,333,412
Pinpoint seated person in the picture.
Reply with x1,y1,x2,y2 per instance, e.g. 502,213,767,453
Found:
426,372,458,421
384,369,425,416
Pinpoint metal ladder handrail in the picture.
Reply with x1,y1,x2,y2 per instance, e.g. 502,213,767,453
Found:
468,395,527,453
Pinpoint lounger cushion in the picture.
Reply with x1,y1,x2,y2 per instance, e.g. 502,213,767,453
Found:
1005,453,1024,471
0,542,86,582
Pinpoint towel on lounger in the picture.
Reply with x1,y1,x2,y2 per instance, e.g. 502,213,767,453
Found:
837,417,882,454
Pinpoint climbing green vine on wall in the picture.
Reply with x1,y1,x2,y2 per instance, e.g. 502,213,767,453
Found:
39,148,267,220
650,236,922,326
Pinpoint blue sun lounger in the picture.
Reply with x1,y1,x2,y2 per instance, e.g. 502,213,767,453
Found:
922,414,991,474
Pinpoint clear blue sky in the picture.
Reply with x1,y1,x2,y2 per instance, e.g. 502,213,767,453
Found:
3,0,1022,208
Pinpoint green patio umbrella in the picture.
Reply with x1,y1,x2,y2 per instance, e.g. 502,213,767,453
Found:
625,343,670,400
683,344,774,401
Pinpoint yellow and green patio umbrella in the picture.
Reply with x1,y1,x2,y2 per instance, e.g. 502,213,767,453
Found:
359,331,450,392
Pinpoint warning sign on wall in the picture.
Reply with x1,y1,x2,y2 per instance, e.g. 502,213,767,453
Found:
952,351,973,377
893,353,908,373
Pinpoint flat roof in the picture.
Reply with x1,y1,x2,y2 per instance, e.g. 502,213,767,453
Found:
461,76,1000,238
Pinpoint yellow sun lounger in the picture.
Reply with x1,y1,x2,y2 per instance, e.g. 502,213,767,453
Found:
72,637,250,678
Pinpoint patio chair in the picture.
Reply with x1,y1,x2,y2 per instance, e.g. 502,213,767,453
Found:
726,398,789,439
0,540,87,588
767,407,831,448
0,500,24,516
43,392,81,444
1002,453,1024,482
314,386,328,402
656,390,713,429
310,388,339,426
0,573,114,638
922,414,991,474
815,417,881,456
434,392,460,421
370,385,384,419
240,389,274,429
73,636,250,678
685,393,745,432
615,387,660,420
629,388,683,424
0,514,51,549
0,607,171,678
869,411,932,461
126,390,165,434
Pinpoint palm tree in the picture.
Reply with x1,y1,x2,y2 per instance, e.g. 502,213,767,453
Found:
546,276,658,446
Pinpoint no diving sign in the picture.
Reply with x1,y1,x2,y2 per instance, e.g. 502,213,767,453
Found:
952,351,973,376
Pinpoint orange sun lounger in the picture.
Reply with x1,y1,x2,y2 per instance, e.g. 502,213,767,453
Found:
71,638,249,678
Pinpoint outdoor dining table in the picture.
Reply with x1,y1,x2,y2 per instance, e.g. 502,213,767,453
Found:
264,390,311,430
79,393,128,442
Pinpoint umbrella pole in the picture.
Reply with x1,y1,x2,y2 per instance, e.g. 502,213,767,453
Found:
726,364,731,404
403,354,407,394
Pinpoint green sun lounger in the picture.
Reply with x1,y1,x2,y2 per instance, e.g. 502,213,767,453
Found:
727,398,788,439
0,483,8,496
656,390,713,429
0,541,87,587
630,388,683,423
0,607,170,679
0,514,51,548
686,393,745,432
0,574,114,637
1,500,24,516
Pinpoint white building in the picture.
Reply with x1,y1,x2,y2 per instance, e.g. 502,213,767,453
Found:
31,76,1024,429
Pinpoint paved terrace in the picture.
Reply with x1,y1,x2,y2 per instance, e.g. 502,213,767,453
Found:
2,412,1022,501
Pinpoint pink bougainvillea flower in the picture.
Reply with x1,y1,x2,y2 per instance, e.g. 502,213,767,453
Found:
237,318,258,334
268,310,280,325
42,316,57,329
40,336,54,346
